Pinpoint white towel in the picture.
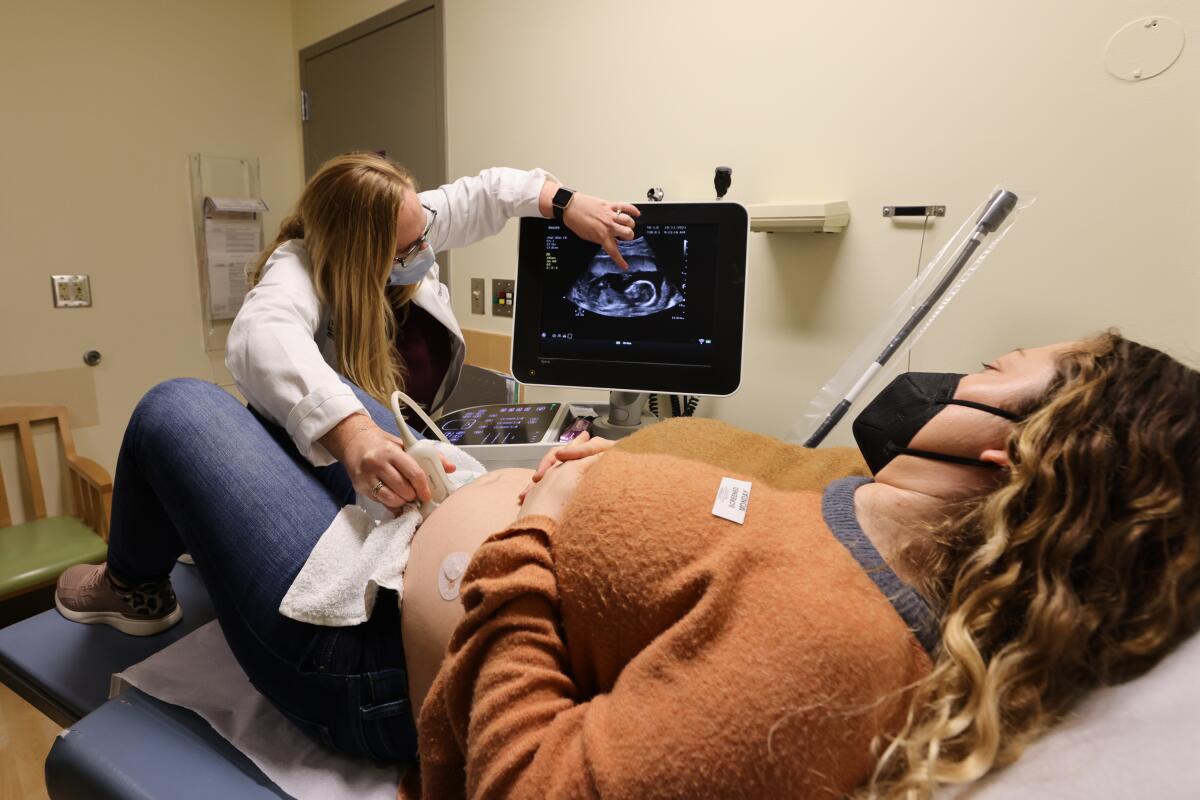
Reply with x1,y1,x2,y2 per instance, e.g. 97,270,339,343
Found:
279,441,486,627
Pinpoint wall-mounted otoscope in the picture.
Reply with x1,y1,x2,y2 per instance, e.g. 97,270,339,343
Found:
714,166,732,200
803,188,1019,448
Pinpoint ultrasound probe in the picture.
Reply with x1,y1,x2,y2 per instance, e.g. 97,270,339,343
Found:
389,390,454,519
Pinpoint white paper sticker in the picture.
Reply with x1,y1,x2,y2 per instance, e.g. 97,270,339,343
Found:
712,477,752,524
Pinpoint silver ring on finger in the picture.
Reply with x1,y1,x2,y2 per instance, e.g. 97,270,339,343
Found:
371,479,385,498
615,210,625,222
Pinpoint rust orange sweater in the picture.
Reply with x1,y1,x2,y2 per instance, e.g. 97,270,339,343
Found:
413,420,932,799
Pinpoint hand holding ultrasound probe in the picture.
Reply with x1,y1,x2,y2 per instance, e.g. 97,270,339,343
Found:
389,390,454,519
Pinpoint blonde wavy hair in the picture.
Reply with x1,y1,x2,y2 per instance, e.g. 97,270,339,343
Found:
250,152,421,404
866,331,1200,798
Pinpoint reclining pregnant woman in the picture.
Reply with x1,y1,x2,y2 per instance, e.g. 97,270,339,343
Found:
55,331,1200,799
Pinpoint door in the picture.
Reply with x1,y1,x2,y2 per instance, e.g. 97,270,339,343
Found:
299,1,449,281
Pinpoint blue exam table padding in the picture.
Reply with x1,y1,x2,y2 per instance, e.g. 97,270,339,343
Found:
44,687,290,800
0,563,216,727
0,562,293,798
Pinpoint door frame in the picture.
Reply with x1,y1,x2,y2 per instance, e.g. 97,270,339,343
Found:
298,0,451,287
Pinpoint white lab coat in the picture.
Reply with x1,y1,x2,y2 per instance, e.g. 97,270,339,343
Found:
226,167,552,466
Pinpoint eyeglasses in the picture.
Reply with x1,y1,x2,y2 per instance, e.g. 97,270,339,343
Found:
393,205,438,267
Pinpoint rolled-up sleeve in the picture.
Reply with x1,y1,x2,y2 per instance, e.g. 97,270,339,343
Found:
422,167,554,254
226,249,366,465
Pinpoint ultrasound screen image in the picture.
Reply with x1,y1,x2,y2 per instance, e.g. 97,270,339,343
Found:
535,222,718,367
567,237,683,318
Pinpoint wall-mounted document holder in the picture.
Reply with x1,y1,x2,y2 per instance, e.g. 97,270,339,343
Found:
189,154,269,352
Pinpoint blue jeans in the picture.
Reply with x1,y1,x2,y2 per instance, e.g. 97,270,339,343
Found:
106,378,418,763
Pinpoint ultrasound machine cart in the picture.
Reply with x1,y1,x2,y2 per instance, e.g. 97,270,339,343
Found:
446,202,750,470
0,201,750,798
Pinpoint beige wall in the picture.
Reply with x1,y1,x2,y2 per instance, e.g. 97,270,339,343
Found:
0,0,304,518
291,0,400,50
3,1,1196,521
440,0,1199,443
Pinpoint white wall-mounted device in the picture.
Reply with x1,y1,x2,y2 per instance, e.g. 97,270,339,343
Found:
746,201,850,233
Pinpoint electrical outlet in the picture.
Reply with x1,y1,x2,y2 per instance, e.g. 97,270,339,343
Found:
492,279,515,318
51,274,92,308
471,278,485,314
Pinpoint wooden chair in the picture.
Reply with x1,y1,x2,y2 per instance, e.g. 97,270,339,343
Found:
0,406,110,601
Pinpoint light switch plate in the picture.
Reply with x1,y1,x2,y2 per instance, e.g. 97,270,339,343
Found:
52,274,92,307
471,277,485,315
492,278,515,318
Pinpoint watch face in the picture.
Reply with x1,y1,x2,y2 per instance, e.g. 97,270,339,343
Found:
553,187,574,209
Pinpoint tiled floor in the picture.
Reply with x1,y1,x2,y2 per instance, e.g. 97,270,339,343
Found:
0,683,58,800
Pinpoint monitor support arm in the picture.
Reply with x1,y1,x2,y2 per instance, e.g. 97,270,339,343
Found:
589,391,649,440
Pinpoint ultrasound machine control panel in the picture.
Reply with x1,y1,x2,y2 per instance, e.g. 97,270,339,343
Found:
437,402,603,470
438,403,566,447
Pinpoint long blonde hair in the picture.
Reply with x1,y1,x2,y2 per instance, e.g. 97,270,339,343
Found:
867,331,1200,798
250,152,420,404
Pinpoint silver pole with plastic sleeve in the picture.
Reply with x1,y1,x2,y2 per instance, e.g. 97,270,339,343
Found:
803,189,1019,448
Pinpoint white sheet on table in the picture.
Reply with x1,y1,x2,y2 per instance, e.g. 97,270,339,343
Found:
114,584,1200,800
941,630,1200,798
114,621,401,800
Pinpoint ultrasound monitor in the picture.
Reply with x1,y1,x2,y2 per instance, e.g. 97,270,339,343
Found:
512,202,748,396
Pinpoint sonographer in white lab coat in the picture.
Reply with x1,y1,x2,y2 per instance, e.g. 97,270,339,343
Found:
227,154,640,510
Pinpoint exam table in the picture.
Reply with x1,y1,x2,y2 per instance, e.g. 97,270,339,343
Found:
6,560,1200,800
3,457,1199,800
0,563,289,798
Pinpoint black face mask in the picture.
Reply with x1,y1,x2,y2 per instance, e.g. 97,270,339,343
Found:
852,372,1023,475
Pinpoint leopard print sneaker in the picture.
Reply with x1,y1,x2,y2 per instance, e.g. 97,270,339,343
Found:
55,563,183,636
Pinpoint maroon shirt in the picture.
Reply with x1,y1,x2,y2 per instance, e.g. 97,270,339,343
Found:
395,303,452,410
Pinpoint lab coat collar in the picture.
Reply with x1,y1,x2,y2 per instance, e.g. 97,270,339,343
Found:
410,262,464,345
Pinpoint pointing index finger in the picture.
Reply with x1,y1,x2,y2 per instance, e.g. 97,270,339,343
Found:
604,239,630,270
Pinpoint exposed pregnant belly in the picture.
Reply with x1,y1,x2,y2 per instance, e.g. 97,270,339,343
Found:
401,468,531,717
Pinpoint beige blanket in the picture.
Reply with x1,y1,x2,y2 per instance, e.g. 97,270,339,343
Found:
615,416,871,489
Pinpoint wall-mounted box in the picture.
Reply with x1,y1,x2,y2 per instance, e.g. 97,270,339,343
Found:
746,201,850,233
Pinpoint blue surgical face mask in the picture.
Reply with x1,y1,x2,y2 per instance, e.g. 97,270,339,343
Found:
388,245,436,286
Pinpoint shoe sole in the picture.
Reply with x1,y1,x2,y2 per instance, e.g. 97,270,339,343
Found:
55,594,183,636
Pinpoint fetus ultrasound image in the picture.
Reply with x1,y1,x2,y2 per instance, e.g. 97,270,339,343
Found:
535,222,718,366
566,238,683,318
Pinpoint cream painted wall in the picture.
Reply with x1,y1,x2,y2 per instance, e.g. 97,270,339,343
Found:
7,0,1186,513
440,1,1200,443
292,0,400,50
0,0,304,508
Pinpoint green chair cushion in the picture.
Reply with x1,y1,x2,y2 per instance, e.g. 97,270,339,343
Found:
0,516,108,597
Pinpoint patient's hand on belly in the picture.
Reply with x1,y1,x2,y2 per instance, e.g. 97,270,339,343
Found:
401,468,531,716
